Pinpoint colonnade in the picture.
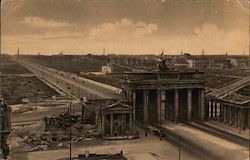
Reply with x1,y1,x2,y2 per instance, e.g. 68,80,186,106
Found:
206,100,250,128
132,88,205,124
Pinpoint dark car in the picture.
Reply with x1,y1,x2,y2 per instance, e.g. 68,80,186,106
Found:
153,129,166,138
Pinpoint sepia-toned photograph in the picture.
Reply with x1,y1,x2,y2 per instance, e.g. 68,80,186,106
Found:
0,0,249,159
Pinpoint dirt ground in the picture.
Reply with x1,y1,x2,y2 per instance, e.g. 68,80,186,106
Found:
9,126,200,160
1,58,62,105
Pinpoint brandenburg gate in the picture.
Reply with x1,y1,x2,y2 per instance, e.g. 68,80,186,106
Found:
121,70,205,124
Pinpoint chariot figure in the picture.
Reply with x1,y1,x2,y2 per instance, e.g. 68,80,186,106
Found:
158,50,168,71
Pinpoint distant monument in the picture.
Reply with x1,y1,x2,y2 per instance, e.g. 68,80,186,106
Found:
103,47,106,55
202,49,205,56
158,50,168,71
17,47,20,55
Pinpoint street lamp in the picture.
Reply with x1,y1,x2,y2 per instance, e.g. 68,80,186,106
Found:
179,136,181,160
67,86,72,160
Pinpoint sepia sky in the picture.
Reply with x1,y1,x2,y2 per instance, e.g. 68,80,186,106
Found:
1,0,249,55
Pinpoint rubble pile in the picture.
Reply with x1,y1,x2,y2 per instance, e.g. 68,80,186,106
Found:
9,112,99,152
12,105,36,114
9,121,45,151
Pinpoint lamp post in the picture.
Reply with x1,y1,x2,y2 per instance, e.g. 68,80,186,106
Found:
69,101,72,160
67,86,72,160
248,111,249,160
179,136,181,160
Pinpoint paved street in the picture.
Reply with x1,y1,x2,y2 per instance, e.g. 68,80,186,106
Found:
17,60,121,99
161,121,249,160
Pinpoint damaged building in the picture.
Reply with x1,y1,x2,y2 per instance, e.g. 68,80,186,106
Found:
100,101,136,139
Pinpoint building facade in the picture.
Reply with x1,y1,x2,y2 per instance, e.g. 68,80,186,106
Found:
121,70,205,124
187,57,231,70
100,101,136,139
101,64,113,73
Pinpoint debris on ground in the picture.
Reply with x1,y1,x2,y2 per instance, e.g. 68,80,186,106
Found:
9,112,99,152
12,105,36,114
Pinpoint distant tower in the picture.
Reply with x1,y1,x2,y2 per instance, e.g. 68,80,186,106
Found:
181,50,183,56
17,47,20,55
202,49,205,56
38,52,40,56
103,48,106,55
225,51,228,56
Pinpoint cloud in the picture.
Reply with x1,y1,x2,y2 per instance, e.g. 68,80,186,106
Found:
190,23,248,53
88,18,158,40
21,16,72,28
2,21,248,55
235,0,248,13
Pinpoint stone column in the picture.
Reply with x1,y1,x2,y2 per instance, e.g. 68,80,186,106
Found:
224,105,227,123
200,89,205,121
220,103,224,122
121,114,125,134
187,89,192,121
235,108,238,127
129,113,133,134
101,113,105,136
132,90,136,121
231,106,234,125
160,90,166,120
225,106,228,123
210,100,213,119
207,100,210,119
205,99,209,120
143,90,149,123
227,106,230,123
157,89,162,123
214,102,217,120
110,114,114,136
231,107,235,125
228,106,232,125
238,109,241,127
132,90,136,108
175,89,179,122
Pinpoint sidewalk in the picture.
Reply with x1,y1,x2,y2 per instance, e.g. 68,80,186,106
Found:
203,121,249,140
